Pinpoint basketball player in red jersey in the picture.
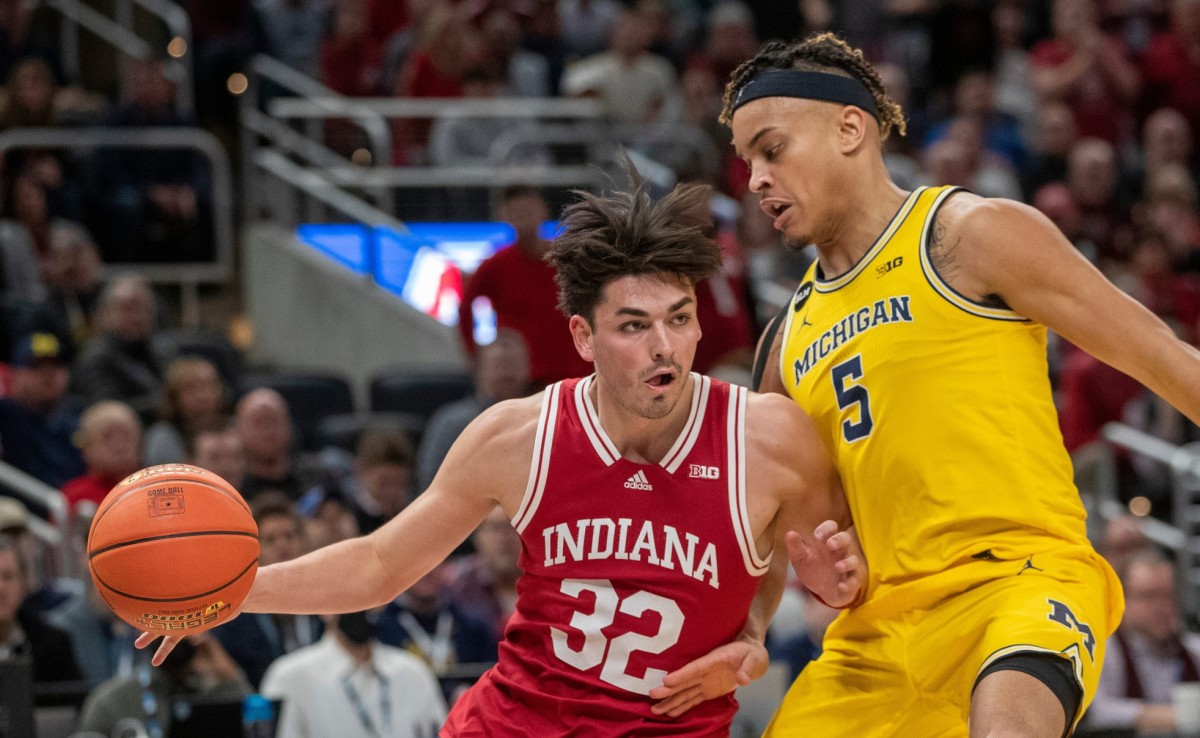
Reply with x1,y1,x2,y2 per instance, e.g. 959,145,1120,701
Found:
139,175,863,735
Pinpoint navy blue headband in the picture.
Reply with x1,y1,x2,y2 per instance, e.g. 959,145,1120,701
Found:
731,70,879,119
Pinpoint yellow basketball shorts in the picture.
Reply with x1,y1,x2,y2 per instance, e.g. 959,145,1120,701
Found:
763,546,1123,737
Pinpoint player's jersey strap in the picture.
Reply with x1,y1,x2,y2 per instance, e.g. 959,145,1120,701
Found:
917,186,1028,322
727,384,768,576
513,381,562,534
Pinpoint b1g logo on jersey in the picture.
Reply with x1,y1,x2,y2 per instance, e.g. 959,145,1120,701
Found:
876,256,903,278
688,464,720,480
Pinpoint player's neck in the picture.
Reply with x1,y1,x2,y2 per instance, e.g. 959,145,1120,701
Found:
814,174,908,280
590,373,695,464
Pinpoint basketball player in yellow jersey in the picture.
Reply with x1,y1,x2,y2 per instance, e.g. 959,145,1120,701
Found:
657,33,1200,738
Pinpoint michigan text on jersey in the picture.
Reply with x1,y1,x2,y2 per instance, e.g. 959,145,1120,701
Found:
542,518,720,589
793,295,913,382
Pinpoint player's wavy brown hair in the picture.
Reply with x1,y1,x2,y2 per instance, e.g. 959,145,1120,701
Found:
548,167,721,323
720,32,907,140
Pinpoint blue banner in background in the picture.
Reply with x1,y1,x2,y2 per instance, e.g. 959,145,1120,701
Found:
295,221,559,330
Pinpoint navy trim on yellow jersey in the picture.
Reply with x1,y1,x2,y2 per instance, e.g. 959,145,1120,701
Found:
918,187,1030,322
814,187,925,293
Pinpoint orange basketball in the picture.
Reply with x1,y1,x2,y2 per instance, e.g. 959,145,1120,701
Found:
87,463,259,635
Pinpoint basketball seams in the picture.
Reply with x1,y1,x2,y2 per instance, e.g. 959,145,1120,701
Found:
89,529,259,559
88,476,254,553
93,556,259,603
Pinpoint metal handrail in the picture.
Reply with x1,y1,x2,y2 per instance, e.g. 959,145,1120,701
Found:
40,0,194,115
267,96,606,120
254,149,409,232
119,0,195,115
247,55,392,167
0,127,235,286
242,55,395,217
0,461,68,572
1098,422,1200,553
1101,422,1200,478
317,164,607,189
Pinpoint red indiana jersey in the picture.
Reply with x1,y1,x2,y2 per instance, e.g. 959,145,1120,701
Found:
443,374,769,737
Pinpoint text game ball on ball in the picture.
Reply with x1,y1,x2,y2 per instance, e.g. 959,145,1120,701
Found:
87,464,259,635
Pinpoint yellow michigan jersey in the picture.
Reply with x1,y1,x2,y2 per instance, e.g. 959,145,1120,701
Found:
768,185,1124,735
781,185,1094,590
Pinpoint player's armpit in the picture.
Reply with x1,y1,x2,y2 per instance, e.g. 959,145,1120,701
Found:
752,305,788,395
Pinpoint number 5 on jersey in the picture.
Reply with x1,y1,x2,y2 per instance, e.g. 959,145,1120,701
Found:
550,578,684,695
832,355,874,442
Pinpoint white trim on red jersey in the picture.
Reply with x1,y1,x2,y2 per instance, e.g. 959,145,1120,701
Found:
575,373,710,471
727,385,770,576
660,374,711,474
514,382,562,534
576,375,620,466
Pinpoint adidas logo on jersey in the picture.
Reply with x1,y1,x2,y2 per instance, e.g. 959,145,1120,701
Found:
624,470,653,491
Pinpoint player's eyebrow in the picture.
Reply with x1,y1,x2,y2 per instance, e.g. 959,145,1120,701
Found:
614,296,694,318
736,126,777,160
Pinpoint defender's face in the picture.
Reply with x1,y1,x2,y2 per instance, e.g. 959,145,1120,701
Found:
731,96,841,248
571,274,699,420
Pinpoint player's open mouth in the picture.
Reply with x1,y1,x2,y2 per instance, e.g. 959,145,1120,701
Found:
647,371,676,390
760,199,793,228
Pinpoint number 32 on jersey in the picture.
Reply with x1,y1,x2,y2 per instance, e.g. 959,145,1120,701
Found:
550,578,684,695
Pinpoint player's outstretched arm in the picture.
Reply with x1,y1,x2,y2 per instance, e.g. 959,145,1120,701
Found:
945,195,1200,425
137,396,539,665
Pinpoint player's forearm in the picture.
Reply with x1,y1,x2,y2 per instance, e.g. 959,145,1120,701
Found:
241,535,397,615
742,551,788,643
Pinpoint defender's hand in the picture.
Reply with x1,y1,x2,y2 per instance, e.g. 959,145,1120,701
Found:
787,520,865,608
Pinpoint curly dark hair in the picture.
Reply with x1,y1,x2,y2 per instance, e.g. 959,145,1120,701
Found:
720,32,906,140
547,171,721,323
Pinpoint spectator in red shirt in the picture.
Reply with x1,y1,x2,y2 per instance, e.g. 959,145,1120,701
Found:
1058,342,1146,452
61,400,142,512
457,186,591,388
1141,0,1200,142
1067,137,1135,263
392,4,487,163
1031,0,1141,146
319,0,385,97
689,192,755,379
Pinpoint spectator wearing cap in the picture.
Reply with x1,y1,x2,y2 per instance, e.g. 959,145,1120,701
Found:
0,332,85,497
60,400,142,513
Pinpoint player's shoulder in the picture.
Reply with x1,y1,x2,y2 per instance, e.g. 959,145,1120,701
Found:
468,392,545,446
743,389,817,445
936,190,1045,242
